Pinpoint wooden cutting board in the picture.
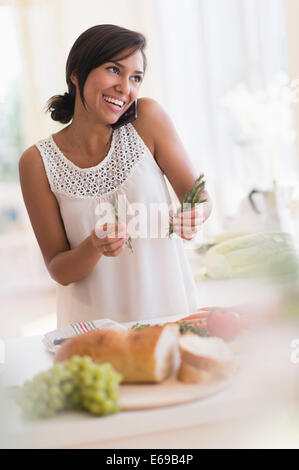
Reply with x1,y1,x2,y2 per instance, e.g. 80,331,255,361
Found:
119,373,235,410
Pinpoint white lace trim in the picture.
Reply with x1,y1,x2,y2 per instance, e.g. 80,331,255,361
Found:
35,123,146,199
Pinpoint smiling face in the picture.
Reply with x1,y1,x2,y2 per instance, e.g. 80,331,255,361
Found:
71,48,144,125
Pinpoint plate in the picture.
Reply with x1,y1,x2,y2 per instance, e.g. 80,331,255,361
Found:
119,373,235,410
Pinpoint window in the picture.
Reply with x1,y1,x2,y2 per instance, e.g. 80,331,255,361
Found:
0,4,23,182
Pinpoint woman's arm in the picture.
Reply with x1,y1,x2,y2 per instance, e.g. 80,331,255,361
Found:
19,147,127,286
137,98,212,236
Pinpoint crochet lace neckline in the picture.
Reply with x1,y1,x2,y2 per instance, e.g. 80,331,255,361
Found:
49,130,116,172
37,123,147,199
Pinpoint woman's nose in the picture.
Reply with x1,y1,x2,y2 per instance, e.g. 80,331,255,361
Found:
115,76,131,95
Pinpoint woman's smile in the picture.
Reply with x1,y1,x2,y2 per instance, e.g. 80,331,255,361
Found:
102,95,124,113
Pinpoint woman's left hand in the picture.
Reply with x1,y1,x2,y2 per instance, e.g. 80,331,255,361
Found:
172,203,205,240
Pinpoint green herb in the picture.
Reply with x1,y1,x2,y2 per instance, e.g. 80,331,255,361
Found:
131,323,150,330
169,174,207,237
178,321,210,337
112,203,133,253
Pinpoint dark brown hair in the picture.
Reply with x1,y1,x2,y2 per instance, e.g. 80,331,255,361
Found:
46,24,147,124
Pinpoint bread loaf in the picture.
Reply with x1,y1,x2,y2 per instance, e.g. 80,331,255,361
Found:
54,324,180,384
177,333,237,383
177,361,213,384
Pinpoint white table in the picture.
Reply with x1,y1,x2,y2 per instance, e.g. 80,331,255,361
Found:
1,282,299,449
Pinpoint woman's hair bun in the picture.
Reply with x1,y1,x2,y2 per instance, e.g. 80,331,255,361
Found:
46,92,75,124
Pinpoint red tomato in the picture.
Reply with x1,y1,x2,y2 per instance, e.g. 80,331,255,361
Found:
207,308,242,341
239,314,252,330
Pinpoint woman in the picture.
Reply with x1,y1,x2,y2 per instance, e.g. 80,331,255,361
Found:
19,24,212,327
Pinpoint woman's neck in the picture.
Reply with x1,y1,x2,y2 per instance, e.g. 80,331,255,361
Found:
64,117,113,158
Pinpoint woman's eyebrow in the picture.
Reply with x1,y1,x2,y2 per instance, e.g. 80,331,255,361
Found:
109,60,144,75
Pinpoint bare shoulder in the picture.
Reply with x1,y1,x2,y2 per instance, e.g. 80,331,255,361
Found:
19,148,58,224
137,97,159,112
136,97,165,123
136,98,174,138
19,144,40,164
19,144,52,188
19,144,46,174
133,98,167,156
18,143,71,272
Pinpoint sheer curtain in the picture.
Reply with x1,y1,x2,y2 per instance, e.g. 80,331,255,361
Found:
154,0,294,235
11,0,165,146
11,0,293,236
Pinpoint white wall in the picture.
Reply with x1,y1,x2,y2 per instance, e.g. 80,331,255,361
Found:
284,0,299,160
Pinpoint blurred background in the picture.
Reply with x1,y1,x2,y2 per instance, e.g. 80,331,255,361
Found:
1,0,299,338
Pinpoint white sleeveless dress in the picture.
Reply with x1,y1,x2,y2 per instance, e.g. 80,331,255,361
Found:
35,122,199,327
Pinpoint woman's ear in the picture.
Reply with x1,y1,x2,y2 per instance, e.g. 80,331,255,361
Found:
70,72,78,86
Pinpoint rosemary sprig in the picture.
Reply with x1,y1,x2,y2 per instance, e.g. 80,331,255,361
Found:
131,323,150,330
112,203,133,253
178,320,210,337
169,174,207,237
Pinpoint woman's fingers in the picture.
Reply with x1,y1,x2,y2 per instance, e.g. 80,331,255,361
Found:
172,205,205,240
173,222,201,238
104,243,126,257
95,222,127,239
173,217,203,231
173,207,204,235
92,222,129,256
174,216,203,225
176,204,204,221
105,231,128,243
95,223,128,243
102,236,128,252
173,227,196,240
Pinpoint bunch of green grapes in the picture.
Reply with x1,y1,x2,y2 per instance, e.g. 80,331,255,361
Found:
16,356,122,419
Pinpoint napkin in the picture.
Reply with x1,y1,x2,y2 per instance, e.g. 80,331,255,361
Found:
43,318,127,354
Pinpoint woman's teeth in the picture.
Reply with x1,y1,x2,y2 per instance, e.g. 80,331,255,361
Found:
103,95,124,108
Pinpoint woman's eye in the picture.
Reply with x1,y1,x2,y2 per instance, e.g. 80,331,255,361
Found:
107,67,142,83
107,66,119,74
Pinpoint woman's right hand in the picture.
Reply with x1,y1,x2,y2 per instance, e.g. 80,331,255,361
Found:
90,222,129,257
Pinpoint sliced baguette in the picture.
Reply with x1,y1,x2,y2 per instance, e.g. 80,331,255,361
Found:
177,361,214,384
178,333,238,382
54,324,180,384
